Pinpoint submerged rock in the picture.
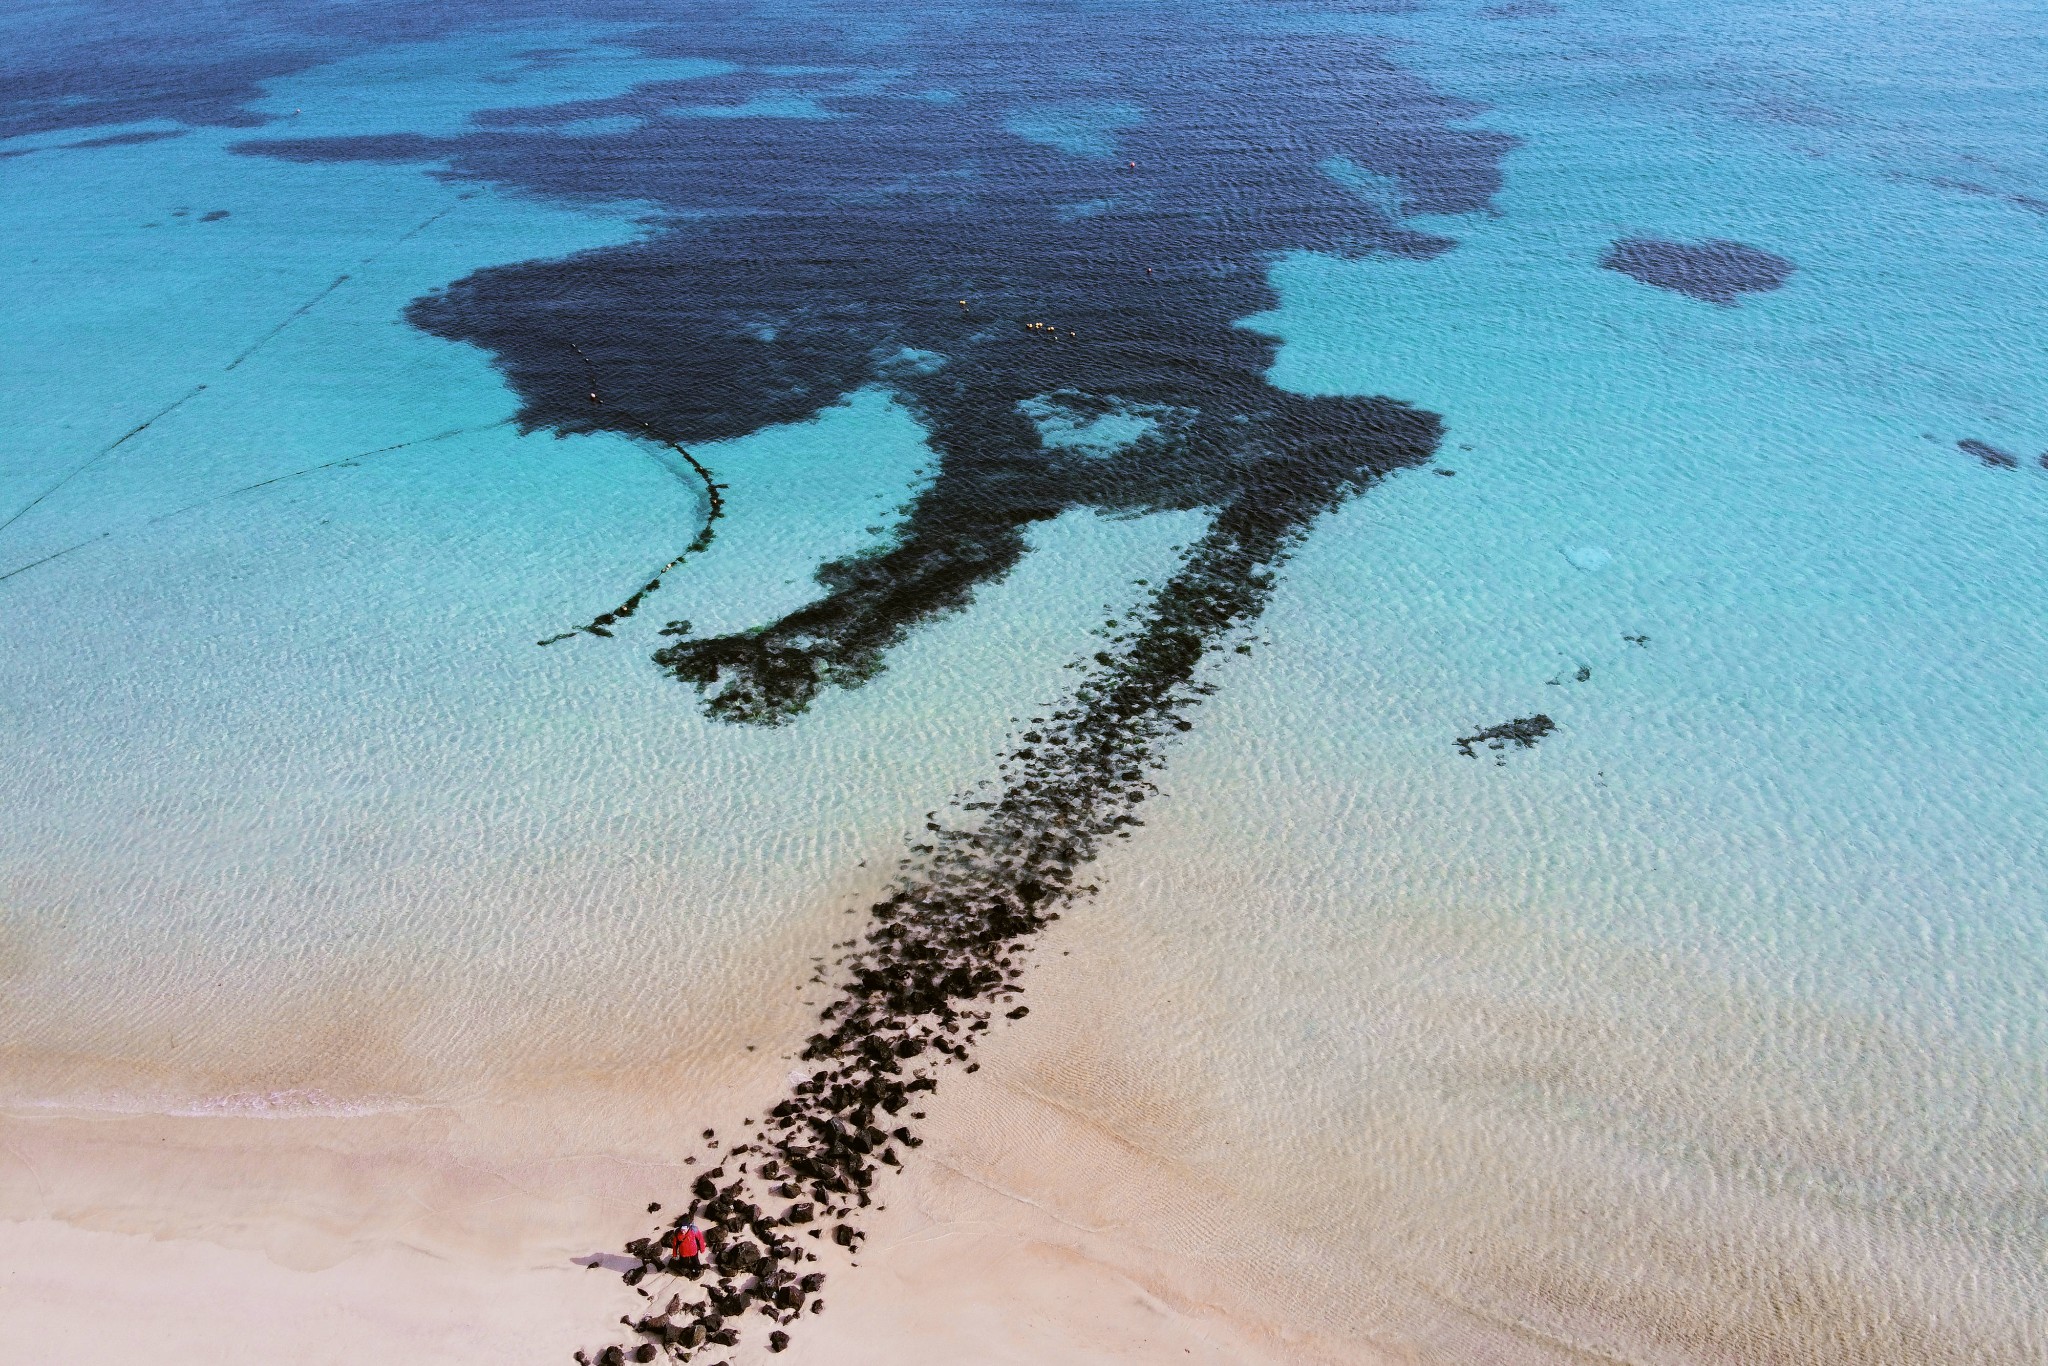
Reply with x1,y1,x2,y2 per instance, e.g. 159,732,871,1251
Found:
1455,714,1556,762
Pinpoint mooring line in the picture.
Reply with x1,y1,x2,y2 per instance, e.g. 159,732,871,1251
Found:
223,202,463,374
142,421,509,527
0,535,109,585
0,422,509,592
221,274,352,372
0,384,209,540
2,200,468,551
536,340,728,645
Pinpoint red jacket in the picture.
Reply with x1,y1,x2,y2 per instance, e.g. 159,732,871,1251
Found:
673,1227,707,1258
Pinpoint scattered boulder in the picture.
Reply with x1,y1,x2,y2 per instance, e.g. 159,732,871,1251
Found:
1455,714,1555,763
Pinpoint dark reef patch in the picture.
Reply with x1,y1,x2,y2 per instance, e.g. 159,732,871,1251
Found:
1456,713,1555,761
1600,237,1794,305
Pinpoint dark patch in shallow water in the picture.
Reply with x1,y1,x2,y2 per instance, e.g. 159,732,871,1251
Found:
265,2,1512,724
239,4,1508,1357
1456,713,1555,761
1600,236,1794,305
1957,438,2020,470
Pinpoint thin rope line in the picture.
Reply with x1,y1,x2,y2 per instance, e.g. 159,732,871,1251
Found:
0,421,510,591
0,383,208,539
0,535,109,585
537,340,727,645
0,200,467,545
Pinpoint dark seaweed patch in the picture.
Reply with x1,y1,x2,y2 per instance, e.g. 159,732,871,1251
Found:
1600,237,1794,305
1455,713,1554,762
230,5,1506,1357
265,2,1516,723
1958,438,2020,470
0,0,677,142
68,128,187,149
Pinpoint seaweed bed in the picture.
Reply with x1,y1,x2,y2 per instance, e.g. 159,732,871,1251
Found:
1599,236,1793,305
236,2,1514,1356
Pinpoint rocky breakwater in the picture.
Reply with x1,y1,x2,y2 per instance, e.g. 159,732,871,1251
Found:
575,396,1443,1362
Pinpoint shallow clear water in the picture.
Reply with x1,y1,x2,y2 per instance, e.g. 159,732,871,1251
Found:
3,1,2044,1360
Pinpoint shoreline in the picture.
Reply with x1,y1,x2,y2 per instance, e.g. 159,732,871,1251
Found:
0,1075,1386,1366
8,868,2043,1366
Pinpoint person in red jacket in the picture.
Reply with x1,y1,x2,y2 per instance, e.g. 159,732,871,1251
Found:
670,1223,708,1270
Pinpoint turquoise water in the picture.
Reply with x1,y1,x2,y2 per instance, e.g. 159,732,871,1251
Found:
3,2,2045,1360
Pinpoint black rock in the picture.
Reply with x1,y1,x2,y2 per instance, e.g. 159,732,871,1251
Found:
1454,714,1555,761
769,1330,791,1353
785,1202,814,1224
633,1346,657,1363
